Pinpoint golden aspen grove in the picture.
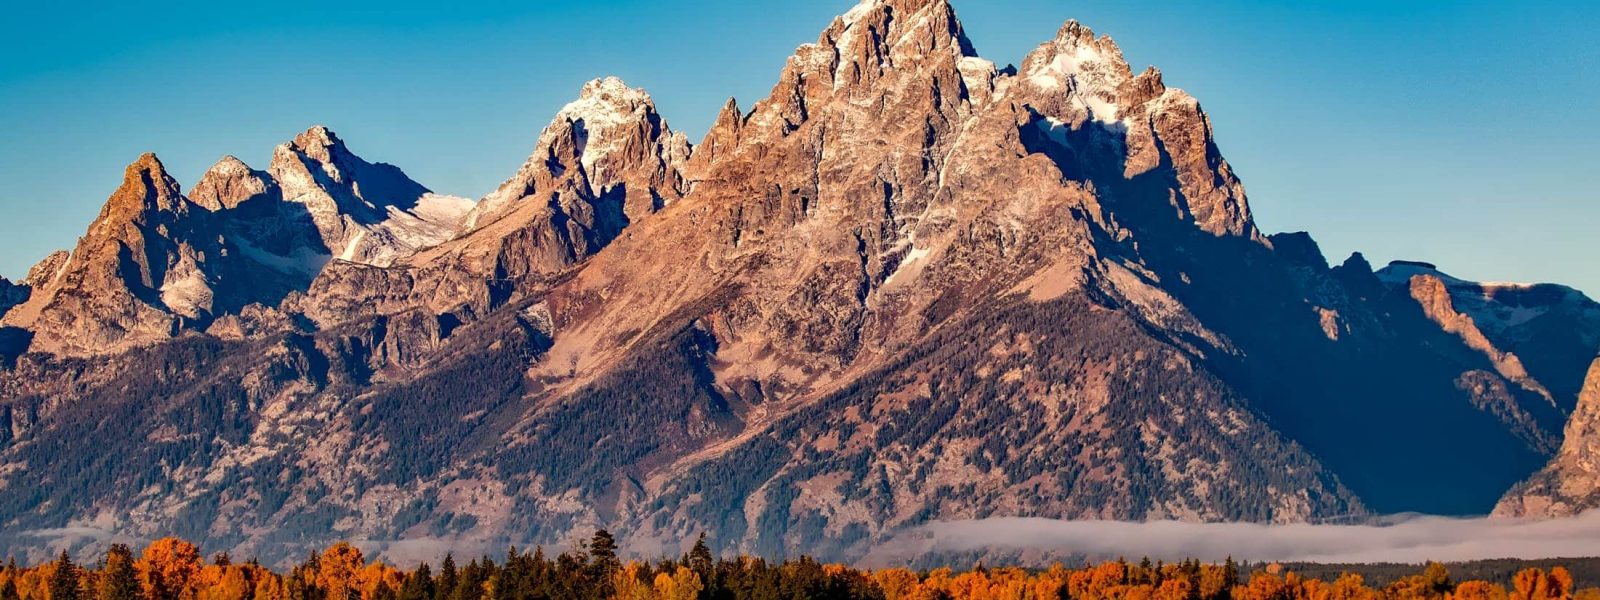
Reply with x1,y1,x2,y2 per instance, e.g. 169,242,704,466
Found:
0,532,1593,600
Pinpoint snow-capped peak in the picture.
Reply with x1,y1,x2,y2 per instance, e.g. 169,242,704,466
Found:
541,77,658,185
1021,20,1134,124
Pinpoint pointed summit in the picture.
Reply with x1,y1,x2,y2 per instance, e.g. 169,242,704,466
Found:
466,77,687,231
289,125,348,164
1018,20,1134,123
100,152,189,219
1,152,225,354
686,98,744,180
267,125,452,266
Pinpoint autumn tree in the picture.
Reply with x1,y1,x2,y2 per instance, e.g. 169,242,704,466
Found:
1512,567,1573,600
315,544,366,600
1455,580,1510,600
654,567,703,600
138,538,203,600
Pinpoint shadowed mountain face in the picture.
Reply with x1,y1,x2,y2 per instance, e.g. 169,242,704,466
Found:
1,0,1597,565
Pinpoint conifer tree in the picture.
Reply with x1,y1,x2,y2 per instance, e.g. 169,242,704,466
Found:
589,530,620,576
399,563,435,600
50,551,81,600
98,544,140,600
435,555,458,600
688,534,713,577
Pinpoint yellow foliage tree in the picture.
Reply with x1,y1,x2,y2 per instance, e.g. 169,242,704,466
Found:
611,563,655,600
315,543,367,600
136,538,202,600
652,567,702,600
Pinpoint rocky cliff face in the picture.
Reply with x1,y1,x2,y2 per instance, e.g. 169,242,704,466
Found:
0,0,1595,565
0,278,23,318
1497,357,1600,517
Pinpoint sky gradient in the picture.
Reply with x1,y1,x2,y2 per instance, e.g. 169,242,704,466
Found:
2,1,1596,293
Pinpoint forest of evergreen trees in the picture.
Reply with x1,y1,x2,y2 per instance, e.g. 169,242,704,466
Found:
0,531,1592,600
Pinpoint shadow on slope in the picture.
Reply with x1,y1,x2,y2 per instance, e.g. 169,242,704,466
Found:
1020,112,1550,515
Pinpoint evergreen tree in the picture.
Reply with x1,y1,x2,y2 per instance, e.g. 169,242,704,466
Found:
372,582,397,600
1,578,19,600
98,544,140,600
49,551,81,600
399,563,435,600
589,530,620,576
688,534,714,576
435,555,458,600
452,558,486,600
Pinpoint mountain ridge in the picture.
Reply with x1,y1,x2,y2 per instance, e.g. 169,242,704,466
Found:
0,0,1596,566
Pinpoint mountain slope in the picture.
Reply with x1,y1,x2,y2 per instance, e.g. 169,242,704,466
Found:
1496,357,1600,517
0,0,1595,565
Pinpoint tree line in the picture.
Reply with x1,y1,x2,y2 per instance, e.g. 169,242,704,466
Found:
0,531,1591,600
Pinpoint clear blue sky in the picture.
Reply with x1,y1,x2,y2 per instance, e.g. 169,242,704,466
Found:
2,1,1596,294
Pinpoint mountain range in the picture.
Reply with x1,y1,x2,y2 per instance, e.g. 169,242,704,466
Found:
1,0,1597,565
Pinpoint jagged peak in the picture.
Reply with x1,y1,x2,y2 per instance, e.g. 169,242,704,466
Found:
101,152,186,218
1019,19,1135,122
540,77,671,180
469,77,680,229
1340,252,1375,274
193,155,273,211
292,125,342,151
23,250,70,288
550,77,658,132
283,125,352,167
821,0,974,59
710,97,744,134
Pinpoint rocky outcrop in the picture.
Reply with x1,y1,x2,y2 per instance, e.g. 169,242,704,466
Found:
1377,260,1600,413
0,278,24,318
1497,358,1600,517
21,251,69,289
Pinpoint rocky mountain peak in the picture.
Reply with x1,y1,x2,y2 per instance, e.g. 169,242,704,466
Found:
549,77,669,193
289,125,347,165
465,77,687,232
191,155,276,211
99,152,190,220
1019,20,1133,123
685,97,745,181
267,125,447,266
